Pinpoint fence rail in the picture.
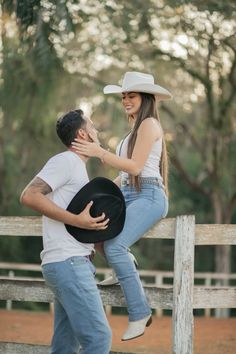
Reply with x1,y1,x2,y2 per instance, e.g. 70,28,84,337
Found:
1,216,236,245
0,216,236,354
0,342,136,354
1,262,236,316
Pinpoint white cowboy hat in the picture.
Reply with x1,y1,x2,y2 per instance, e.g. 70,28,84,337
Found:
103,71,172,100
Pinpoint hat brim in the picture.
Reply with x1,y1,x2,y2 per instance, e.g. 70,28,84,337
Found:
103,83,172,100
65,177,126,243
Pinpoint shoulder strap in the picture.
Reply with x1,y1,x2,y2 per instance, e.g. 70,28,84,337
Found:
118,131,131,157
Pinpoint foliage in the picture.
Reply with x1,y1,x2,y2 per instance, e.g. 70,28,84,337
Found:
0,1,235,274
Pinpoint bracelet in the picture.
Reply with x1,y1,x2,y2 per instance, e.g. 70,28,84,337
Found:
100,151,108,163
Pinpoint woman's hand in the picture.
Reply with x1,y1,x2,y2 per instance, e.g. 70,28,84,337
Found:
88,130,100,145
72,138,105,158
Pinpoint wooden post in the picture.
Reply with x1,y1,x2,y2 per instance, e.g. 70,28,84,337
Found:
6,271,14,311
103,271,112,315
172,215,195,354
204,278,211,317
155,274,163,317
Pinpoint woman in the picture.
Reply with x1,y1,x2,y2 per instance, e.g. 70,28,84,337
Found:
72,71,172,341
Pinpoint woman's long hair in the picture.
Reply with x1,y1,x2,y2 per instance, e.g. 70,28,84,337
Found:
127,93,168,194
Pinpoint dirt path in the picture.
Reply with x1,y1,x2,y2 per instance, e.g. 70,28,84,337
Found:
0,310,235,353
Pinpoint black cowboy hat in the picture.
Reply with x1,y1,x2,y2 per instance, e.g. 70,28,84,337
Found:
65,177,126,243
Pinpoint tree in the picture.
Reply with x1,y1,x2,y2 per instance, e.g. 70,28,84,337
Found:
91,0,236,276
1,0,235,281
0,0,104,214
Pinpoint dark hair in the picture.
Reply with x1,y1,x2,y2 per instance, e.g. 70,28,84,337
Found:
127,93,169,194
56,109,86,147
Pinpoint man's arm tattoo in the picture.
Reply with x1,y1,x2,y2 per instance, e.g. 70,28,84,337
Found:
25,177,52,195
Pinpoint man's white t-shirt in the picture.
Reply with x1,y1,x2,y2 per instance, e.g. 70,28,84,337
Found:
37,151,94,265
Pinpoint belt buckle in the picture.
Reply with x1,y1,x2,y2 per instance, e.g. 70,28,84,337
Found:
121,179,129,186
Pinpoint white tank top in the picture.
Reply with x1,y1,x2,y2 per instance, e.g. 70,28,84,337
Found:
116,132,163,181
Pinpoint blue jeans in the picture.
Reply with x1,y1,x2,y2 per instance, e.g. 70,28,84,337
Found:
104,183,168,321
42,256,112,354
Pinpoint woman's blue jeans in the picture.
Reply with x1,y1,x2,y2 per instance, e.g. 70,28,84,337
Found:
42,256,112,354
104,183,168,321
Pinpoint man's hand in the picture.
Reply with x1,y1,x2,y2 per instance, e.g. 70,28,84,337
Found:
75,201,109,230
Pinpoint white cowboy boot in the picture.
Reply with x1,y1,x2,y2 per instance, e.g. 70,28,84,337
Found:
122,314,152,341
98,251,138,286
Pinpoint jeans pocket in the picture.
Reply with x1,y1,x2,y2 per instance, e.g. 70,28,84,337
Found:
88,260,96,277
42,265,61,296
70,256,97,278
42,264,56,283
161,195,169,218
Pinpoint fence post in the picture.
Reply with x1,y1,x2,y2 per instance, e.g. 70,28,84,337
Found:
155,274,163,317
6,271,14,311
172,215,195,354
204,277,211,317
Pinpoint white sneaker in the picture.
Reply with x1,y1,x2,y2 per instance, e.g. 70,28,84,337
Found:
98,269,119,286
98,251,138,286
122,314,152,341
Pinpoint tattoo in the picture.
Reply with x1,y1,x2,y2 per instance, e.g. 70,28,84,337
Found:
26,177,52,195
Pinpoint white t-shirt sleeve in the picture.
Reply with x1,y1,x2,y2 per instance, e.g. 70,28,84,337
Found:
37,154,71,191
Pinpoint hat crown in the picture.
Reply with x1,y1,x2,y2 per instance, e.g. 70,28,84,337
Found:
122,72,154,90
65,177,126,244
103,71,172,100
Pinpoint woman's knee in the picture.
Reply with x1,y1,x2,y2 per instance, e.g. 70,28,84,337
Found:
104,240,124,259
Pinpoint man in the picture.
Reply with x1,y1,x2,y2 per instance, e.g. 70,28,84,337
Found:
20,109,112,354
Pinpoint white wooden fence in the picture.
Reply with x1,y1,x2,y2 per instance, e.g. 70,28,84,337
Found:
0,215,236,354
1,263,236,317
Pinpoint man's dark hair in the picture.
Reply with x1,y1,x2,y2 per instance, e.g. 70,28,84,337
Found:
56,109,86,147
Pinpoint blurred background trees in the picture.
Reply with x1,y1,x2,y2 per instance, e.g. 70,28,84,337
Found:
0,1,236,276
